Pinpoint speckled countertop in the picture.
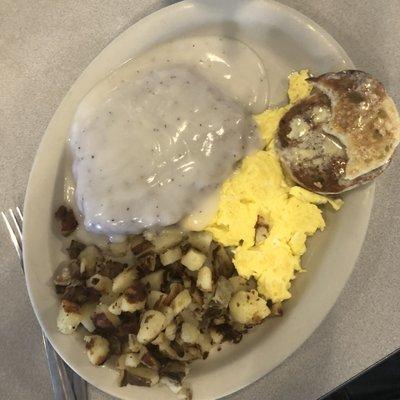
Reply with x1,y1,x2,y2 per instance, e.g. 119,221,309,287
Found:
0,1,399,399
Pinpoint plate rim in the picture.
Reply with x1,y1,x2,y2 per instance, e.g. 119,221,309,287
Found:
23,1,375,399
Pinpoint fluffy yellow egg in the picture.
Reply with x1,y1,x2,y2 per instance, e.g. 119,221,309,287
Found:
207,70,342,303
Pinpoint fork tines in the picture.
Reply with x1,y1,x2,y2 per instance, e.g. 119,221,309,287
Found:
1,207,24,270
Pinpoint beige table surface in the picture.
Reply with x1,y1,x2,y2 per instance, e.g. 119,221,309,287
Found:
1,1,399,399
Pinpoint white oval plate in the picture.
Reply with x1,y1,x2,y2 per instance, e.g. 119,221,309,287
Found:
23,1,375,399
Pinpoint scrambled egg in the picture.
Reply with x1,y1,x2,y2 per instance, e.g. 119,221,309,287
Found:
207,71,342,303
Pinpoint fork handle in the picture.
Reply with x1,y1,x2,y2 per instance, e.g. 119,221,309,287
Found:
42,333,77,400
68,366,88,400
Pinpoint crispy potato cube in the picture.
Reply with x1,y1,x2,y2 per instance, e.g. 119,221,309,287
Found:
151,333,179,360
163,283,184,306
79,245,102,276
171,289,191,315
86,273,113,294
140,270,164,291
128,334,146,353
164,322,177,341
109,287,146,315
108,297,122,315
99,291,119,306
151,228,183,253
180,322,200,344
57,300,82,334
80,303,97,333
209,327,224,345
54,206,77,236
146,290,167,309
130,235,154,256
124,366,160,387
229,290,270,325
136,253,156,274
187,231,213,254
180,308,199,327
213,276,233,307
181,248,206,271
119,282,147,313
53,260,80,286
84,335,110,365
112,267,137,294
137,310,166,344
160,247,182,266
95,304,121,327
120,295,146,313
197,333,213,354
162,306,175,329
160,377,182,394
125,352,142,368
196,266,213,292
140,349,160,370
159,361,188,393
108,240,128,257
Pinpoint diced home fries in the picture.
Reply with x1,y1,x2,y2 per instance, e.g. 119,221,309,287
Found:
54,206,283,399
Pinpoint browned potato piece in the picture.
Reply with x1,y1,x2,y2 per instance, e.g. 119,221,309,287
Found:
84,335,110,365
54,206,78,236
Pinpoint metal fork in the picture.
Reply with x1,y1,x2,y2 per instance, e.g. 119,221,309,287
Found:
2,207,88,400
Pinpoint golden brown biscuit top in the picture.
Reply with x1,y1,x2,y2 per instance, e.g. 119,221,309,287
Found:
309,70,400,179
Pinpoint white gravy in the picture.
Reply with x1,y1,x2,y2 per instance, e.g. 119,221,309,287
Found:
69,36,268,237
